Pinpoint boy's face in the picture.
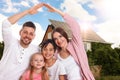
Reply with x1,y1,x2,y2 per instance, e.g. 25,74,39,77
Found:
42,43,55,60
19,26,35,47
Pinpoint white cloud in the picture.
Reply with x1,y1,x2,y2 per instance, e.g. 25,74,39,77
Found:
19,1,43,12
61,0,96,22
0,14,7,41
92,0,120,47
2,0,19,13
1,0,120,48
95,19,120,47
1,0,41,13
30,0,39,5
20,1,30,7
62,0,120,48
30,1,43,12
32,22,45,45
76,0,90,4
92,0,120,19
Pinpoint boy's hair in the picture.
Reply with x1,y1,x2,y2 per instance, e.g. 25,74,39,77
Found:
22,21,36,31
41,39,56,52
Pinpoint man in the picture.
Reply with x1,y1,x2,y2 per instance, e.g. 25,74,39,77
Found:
0,3,43,80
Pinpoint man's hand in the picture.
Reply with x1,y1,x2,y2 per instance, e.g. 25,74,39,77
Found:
28,3,44,14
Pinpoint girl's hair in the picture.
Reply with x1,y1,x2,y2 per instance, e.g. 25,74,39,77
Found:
41,39,56,52
51,27,69,50
29,52,49,80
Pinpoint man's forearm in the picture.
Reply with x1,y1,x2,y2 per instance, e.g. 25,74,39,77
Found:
8,10,29,24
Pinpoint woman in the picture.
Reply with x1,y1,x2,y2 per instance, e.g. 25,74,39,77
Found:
43,3,95,80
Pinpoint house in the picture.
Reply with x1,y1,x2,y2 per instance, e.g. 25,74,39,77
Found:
41,19,107,51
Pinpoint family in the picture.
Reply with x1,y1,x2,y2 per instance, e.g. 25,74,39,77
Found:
0,3,95,80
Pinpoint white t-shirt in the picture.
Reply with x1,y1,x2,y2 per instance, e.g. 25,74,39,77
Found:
47,60,66,80
58,54,82,80
0,19,39,80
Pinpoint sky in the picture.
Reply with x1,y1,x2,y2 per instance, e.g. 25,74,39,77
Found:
0,0,120,48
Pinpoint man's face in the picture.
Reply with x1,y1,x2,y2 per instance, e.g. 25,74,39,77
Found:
19,26,35,47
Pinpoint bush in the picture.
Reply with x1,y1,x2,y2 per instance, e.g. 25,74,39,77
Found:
0,41,4,60
87,42,120,76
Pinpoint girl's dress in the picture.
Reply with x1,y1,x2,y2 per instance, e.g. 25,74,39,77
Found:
21,70,42,80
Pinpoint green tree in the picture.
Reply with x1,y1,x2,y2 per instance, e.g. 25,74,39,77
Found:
0,41,4,59
87,42,120,76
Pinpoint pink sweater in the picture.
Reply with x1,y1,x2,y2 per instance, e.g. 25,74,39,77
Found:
63,14,95,80
21,70,42,80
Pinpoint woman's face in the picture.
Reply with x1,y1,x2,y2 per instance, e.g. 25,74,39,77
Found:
53,32,68,48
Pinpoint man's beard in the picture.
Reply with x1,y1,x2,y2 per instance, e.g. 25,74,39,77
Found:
20,39,31,46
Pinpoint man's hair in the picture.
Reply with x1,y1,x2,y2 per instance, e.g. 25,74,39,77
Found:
22,21,36,30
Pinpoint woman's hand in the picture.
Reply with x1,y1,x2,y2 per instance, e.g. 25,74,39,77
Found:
43,3,65,16
43,3,57,12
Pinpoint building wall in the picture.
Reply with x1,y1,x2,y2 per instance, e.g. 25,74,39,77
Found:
83,42,91,51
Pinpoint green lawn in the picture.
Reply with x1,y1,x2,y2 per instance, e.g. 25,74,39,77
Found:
96,76,120,80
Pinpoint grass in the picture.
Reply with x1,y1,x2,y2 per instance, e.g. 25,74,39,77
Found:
96,76,120,80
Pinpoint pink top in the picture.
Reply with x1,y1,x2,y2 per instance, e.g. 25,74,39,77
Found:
63,13,95,80
21,70,42,80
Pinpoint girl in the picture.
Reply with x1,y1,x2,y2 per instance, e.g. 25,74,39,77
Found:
43,3,95,80
41,39,66,80
20,52,49,80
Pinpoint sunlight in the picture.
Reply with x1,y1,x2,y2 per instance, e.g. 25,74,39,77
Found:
101,0,120,19
80,22,90,31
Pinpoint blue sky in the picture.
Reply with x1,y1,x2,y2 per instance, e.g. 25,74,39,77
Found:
0,0,120,48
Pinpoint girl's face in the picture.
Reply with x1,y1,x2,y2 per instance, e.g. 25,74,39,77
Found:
31,54,45,70
42,43,55,60
53,32,68,48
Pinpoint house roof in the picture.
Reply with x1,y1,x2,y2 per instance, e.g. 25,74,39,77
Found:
81,28,106,43
49,19,106,43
